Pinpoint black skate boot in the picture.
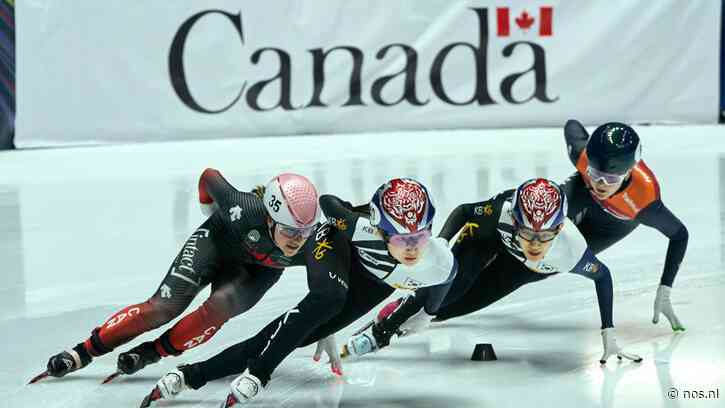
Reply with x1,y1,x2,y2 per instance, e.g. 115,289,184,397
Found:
36,343,93,382
117,341,162,375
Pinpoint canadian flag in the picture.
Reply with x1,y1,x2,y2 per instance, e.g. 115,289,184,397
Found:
496,7,553,37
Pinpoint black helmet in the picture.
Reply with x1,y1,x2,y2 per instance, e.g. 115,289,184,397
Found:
586,122,641,174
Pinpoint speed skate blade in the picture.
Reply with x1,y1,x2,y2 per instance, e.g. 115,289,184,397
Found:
139,386,161,408
101,370,123,384
220,393,240,408
28,371,50,384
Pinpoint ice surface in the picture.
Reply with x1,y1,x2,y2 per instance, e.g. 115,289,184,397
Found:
1,126,723,407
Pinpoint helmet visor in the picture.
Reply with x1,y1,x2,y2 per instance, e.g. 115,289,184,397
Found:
276,222,316,239
516,226,559,243
586,166,627,186
385,228,432,248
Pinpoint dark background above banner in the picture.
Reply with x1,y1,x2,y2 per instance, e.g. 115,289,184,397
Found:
0,0,14,149
721,0,724,123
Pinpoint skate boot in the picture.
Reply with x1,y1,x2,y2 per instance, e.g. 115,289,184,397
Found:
342,295,425,358
102,341,163,384
47,343,93,378
139,366,191,408
117,341,162,375
221,370,264,407
342,327,381,358
30,343,93,383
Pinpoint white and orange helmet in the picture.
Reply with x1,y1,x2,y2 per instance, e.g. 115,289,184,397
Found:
264,173,321,237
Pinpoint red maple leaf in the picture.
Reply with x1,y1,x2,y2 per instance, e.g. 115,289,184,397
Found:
249,249,279,267
515,10,535,31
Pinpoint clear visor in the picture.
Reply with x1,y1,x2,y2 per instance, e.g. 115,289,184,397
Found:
586,166,627,186
276,222,316,239
386,228,432,248
516,226,559,243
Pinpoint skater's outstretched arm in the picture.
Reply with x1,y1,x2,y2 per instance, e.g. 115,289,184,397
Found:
568,248,642,364
564,119,589,166
568,248,613,329
636,200,688,288
636,200,688,331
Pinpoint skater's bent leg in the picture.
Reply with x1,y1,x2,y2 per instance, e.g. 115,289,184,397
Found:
434,256,547,321
85,224,217,356
85,288,195,356
155,267,283,356
189,228,353,388
435,244,496,311
300,273,395,347
185,323,276,389
187,288,347,389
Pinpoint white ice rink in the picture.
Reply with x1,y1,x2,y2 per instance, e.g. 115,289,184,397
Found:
1,126,724,408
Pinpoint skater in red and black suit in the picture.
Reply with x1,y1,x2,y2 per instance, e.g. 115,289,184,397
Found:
562,120,688,331
140,178,457,407
31,169,321,383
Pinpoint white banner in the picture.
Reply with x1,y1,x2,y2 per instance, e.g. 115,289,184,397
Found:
16,1,721,146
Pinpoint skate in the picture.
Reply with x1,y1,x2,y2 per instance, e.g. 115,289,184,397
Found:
342,295,425,359
104,341,161,384
29,343,92,384
341,328,380,359
220,370,264,407
139,366,189,408
340,297,403,358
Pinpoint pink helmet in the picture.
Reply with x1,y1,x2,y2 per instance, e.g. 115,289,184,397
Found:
263,173,321,229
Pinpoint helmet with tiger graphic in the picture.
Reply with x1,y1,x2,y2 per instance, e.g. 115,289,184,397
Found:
369,178,435,247
511,178,567,239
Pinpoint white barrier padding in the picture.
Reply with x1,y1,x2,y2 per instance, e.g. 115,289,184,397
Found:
16,1,722,146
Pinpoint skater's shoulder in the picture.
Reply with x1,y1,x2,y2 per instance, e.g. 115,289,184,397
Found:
426,237,456,273
461,189,512,221
548,218,589,269
624,160,661,204
347,216,382,243
427,237,454,262
234,194,270,226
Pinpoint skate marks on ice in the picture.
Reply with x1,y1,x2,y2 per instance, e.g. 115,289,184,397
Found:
247,360,478,408
149,352,478,408
590,330,724,408
4,306,118,390
12,269,724,408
